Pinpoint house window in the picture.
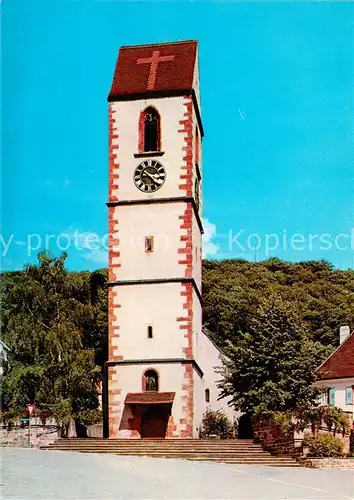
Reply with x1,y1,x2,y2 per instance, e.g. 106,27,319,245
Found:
205,389,210,403
147,326,153,339
328,387,335,406
144,370,158,392
145,236,154,253
140,107,160,152
345,387,353,405
320,391,328,406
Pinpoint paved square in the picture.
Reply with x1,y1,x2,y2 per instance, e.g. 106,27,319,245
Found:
2,448,353,499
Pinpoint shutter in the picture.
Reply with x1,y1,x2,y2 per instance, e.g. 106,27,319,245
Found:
329,387,335,406
345,387,353,405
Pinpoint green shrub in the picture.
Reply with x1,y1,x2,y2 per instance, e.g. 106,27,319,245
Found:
322,406,349,434
302,432,313,447
76,408,102,427
200,409,234,439
271,411,294,438
308,433,344,457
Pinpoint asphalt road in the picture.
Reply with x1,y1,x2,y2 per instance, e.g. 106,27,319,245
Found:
1,448,353,500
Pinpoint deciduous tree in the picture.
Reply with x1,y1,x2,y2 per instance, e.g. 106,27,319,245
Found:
218,296,333,415
1,252,103,427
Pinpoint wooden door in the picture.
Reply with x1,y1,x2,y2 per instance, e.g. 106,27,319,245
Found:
141,406,168,439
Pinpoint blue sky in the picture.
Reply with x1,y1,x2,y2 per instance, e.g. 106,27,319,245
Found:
2,0,353,271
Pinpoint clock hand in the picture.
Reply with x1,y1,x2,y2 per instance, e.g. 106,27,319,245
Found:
144,171,163,185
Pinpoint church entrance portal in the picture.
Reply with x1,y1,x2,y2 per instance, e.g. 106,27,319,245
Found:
141,405,169,439
238,413,254,439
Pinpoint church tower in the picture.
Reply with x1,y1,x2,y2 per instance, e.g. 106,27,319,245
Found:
106,41,204,438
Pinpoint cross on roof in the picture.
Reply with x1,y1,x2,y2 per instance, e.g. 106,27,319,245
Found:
108,41,199,101
137,50,175,90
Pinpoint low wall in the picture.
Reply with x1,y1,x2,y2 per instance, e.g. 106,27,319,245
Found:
254,415,351,457
302,458,354,469
87,423,103,438
0,420,61,448
253,416,299,456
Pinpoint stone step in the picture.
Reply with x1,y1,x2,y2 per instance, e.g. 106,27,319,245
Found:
41,449,299,466
43,449,271,457
47,443,263,449
54,439,257,443
46,446,266,456
192,458,293,466
44,443,268,454
46,441,254,446
44,443,265,450
42,448,287,458
55,439,254,444
47,439,261,450
40,438,300,467
201,460,301,467
41,447,296,460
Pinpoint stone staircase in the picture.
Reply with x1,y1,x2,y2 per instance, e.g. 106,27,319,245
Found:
41,438,300,467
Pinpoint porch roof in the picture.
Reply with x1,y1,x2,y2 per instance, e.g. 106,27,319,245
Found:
124,392,175,405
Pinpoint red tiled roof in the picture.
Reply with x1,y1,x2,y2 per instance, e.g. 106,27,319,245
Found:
316,331,354,380
108,41,197,99
124,392,175,404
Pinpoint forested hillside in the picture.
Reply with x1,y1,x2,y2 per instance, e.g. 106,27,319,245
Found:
1,253,353,419
203,258,354,348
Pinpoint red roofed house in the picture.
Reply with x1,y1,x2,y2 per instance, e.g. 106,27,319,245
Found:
315,326,354,422
105,41,236,438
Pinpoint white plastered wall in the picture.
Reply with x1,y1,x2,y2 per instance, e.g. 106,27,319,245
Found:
113,362,188,438
114,282,187,360
195,332,239,429
192,288,202,364
110,96,188,202
315,377,354,418
110,203,198,282
192,213,202,290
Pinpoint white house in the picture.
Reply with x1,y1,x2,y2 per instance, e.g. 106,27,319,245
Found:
315,326,354,422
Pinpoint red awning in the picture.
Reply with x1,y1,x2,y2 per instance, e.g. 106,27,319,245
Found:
124,392,175,405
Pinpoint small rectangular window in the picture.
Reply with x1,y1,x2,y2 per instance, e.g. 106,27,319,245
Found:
329,387,335,406
345,387,353,405
145,236,154,253
147,326,153,339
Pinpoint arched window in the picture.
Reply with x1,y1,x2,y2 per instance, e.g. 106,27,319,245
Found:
144,369,159,392
205,388,210,403
139,107,160,153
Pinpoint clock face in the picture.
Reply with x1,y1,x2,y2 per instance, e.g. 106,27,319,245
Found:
195,178,200,211
134,160,166,193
